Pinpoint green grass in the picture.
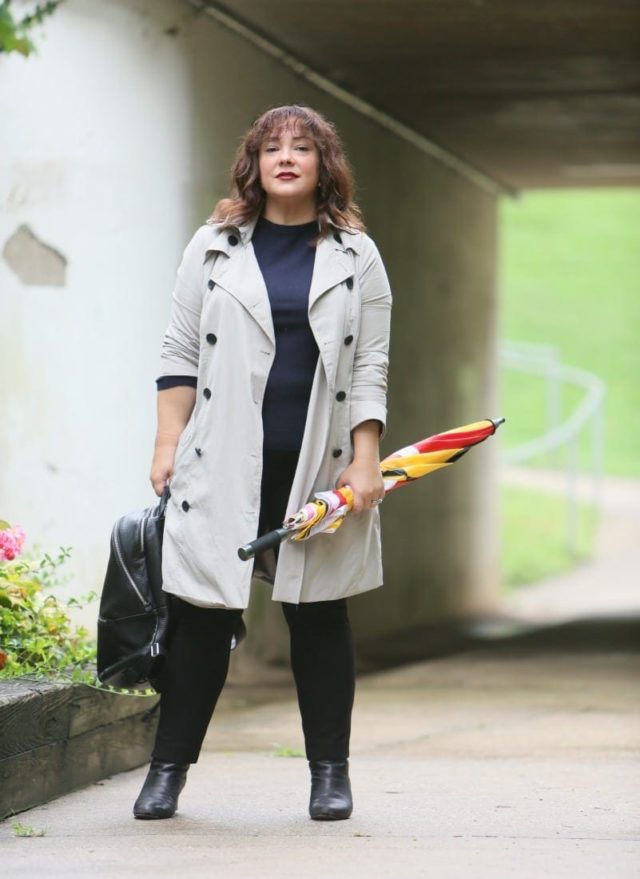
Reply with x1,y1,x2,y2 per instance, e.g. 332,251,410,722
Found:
500,370,591,467
499,188,640,478
499,189,639,590
269,744,305,757
501,484,598,590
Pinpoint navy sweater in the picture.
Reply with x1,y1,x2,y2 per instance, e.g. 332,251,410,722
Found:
156,215,319,450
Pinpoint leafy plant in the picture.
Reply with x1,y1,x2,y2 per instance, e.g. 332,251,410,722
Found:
0,520,156,698
269,743,305,758
10,820,47,837
0,544,94,677
0,0,64,57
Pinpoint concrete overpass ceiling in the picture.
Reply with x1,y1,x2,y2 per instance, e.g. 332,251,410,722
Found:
198,1,640,190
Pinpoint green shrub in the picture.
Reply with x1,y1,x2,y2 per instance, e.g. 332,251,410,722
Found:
0,520,156,698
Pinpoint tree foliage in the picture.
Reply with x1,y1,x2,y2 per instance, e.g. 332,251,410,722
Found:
0,1,64,56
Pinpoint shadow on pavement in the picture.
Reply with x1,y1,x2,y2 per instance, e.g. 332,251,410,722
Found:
355,613,640,674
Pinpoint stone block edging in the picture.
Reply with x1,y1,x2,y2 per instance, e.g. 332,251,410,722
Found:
0,677,159,820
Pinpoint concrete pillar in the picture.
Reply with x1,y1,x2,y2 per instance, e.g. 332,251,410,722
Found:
351,171,501,643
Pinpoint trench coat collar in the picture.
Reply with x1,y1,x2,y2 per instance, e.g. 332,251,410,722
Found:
203,213,360,346
203,213,361,255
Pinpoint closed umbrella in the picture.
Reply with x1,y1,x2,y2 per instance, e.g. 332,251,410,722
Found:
239,417,504,560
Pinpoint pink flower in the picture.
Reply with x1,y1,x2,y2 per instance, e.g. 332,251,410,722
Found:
12,526,26,549
0,525,26,561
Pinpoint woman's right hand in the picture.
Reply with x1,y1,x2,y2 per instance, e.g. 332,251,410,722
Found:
150,445,177,496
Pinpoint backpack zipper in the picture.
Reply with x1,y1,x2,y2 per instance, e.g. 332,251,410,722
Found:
112,527,152,611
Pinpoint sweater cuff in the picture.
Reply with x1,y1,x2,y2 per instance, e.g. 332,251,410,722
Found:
156,375,198,391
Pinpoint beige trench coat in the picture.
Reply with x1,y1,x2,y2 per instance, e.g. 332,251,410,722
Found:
158,213,392,608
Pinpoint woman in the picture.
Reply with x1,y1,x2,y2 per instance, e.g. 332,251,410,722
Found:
133,104,393,821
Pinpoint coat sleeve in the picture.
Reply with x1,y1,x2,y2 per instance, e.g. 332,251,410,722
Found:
157,226,210,379
349,236,393,440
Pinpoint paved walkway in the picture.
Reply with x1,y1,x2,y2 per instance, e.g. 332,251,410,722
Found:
2,474,639,878
500,466,640,621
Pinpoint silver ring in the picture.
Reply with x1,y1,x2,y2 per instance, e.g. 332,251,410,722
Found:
372,498,383,505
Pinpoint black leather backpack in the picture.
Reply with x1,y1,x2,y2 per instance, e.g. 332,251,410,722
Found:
97,487,245,692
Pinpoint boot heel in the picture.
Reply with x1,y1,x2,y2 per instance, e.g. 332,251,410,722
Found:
133,758,190,819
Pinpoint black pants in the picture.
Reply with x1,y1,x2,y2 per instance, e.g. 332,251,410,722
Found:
151,449,356,765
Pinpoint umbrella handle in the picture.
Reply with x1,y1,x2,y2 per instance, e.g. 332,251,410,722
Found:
238,526,290,561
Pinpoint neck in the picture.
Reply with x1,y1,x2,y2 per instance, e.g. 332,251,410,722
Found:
263,198,317,226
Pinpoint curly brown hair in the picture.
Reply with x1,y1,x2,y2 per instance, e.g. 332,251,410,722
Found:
209,104,366,242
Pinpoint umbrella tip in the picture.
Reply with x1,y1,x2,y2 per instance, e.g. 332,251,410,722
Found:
487,416,506,430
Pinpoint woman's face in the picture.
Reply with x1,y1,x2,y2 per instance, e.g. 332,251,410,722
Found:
258,125,320,207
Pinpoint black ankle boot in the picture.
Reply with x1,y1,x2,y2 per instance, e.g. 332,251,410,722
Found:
133,758,190,819
308,759,353,820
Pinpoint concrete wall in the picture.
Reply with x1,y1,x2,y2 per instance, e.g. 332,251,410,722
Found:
0,0,499,659
0,0,197,622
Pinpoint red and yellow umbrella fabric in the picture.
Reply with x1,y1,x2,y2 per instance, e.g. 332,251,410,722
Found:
238,417,504,560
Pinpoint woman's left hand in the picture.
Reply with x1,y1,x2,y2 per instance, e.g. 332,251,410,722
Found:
336,458,385,514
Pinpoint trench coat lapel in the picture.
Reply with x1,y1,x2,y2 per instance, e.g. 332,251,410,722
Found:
307,235,355,388
206,218,275,347
308,234,355,312
204,217,356,368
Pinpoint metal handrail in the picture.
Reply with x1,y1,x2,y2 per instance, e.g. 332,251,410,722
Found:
499,341,606,554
